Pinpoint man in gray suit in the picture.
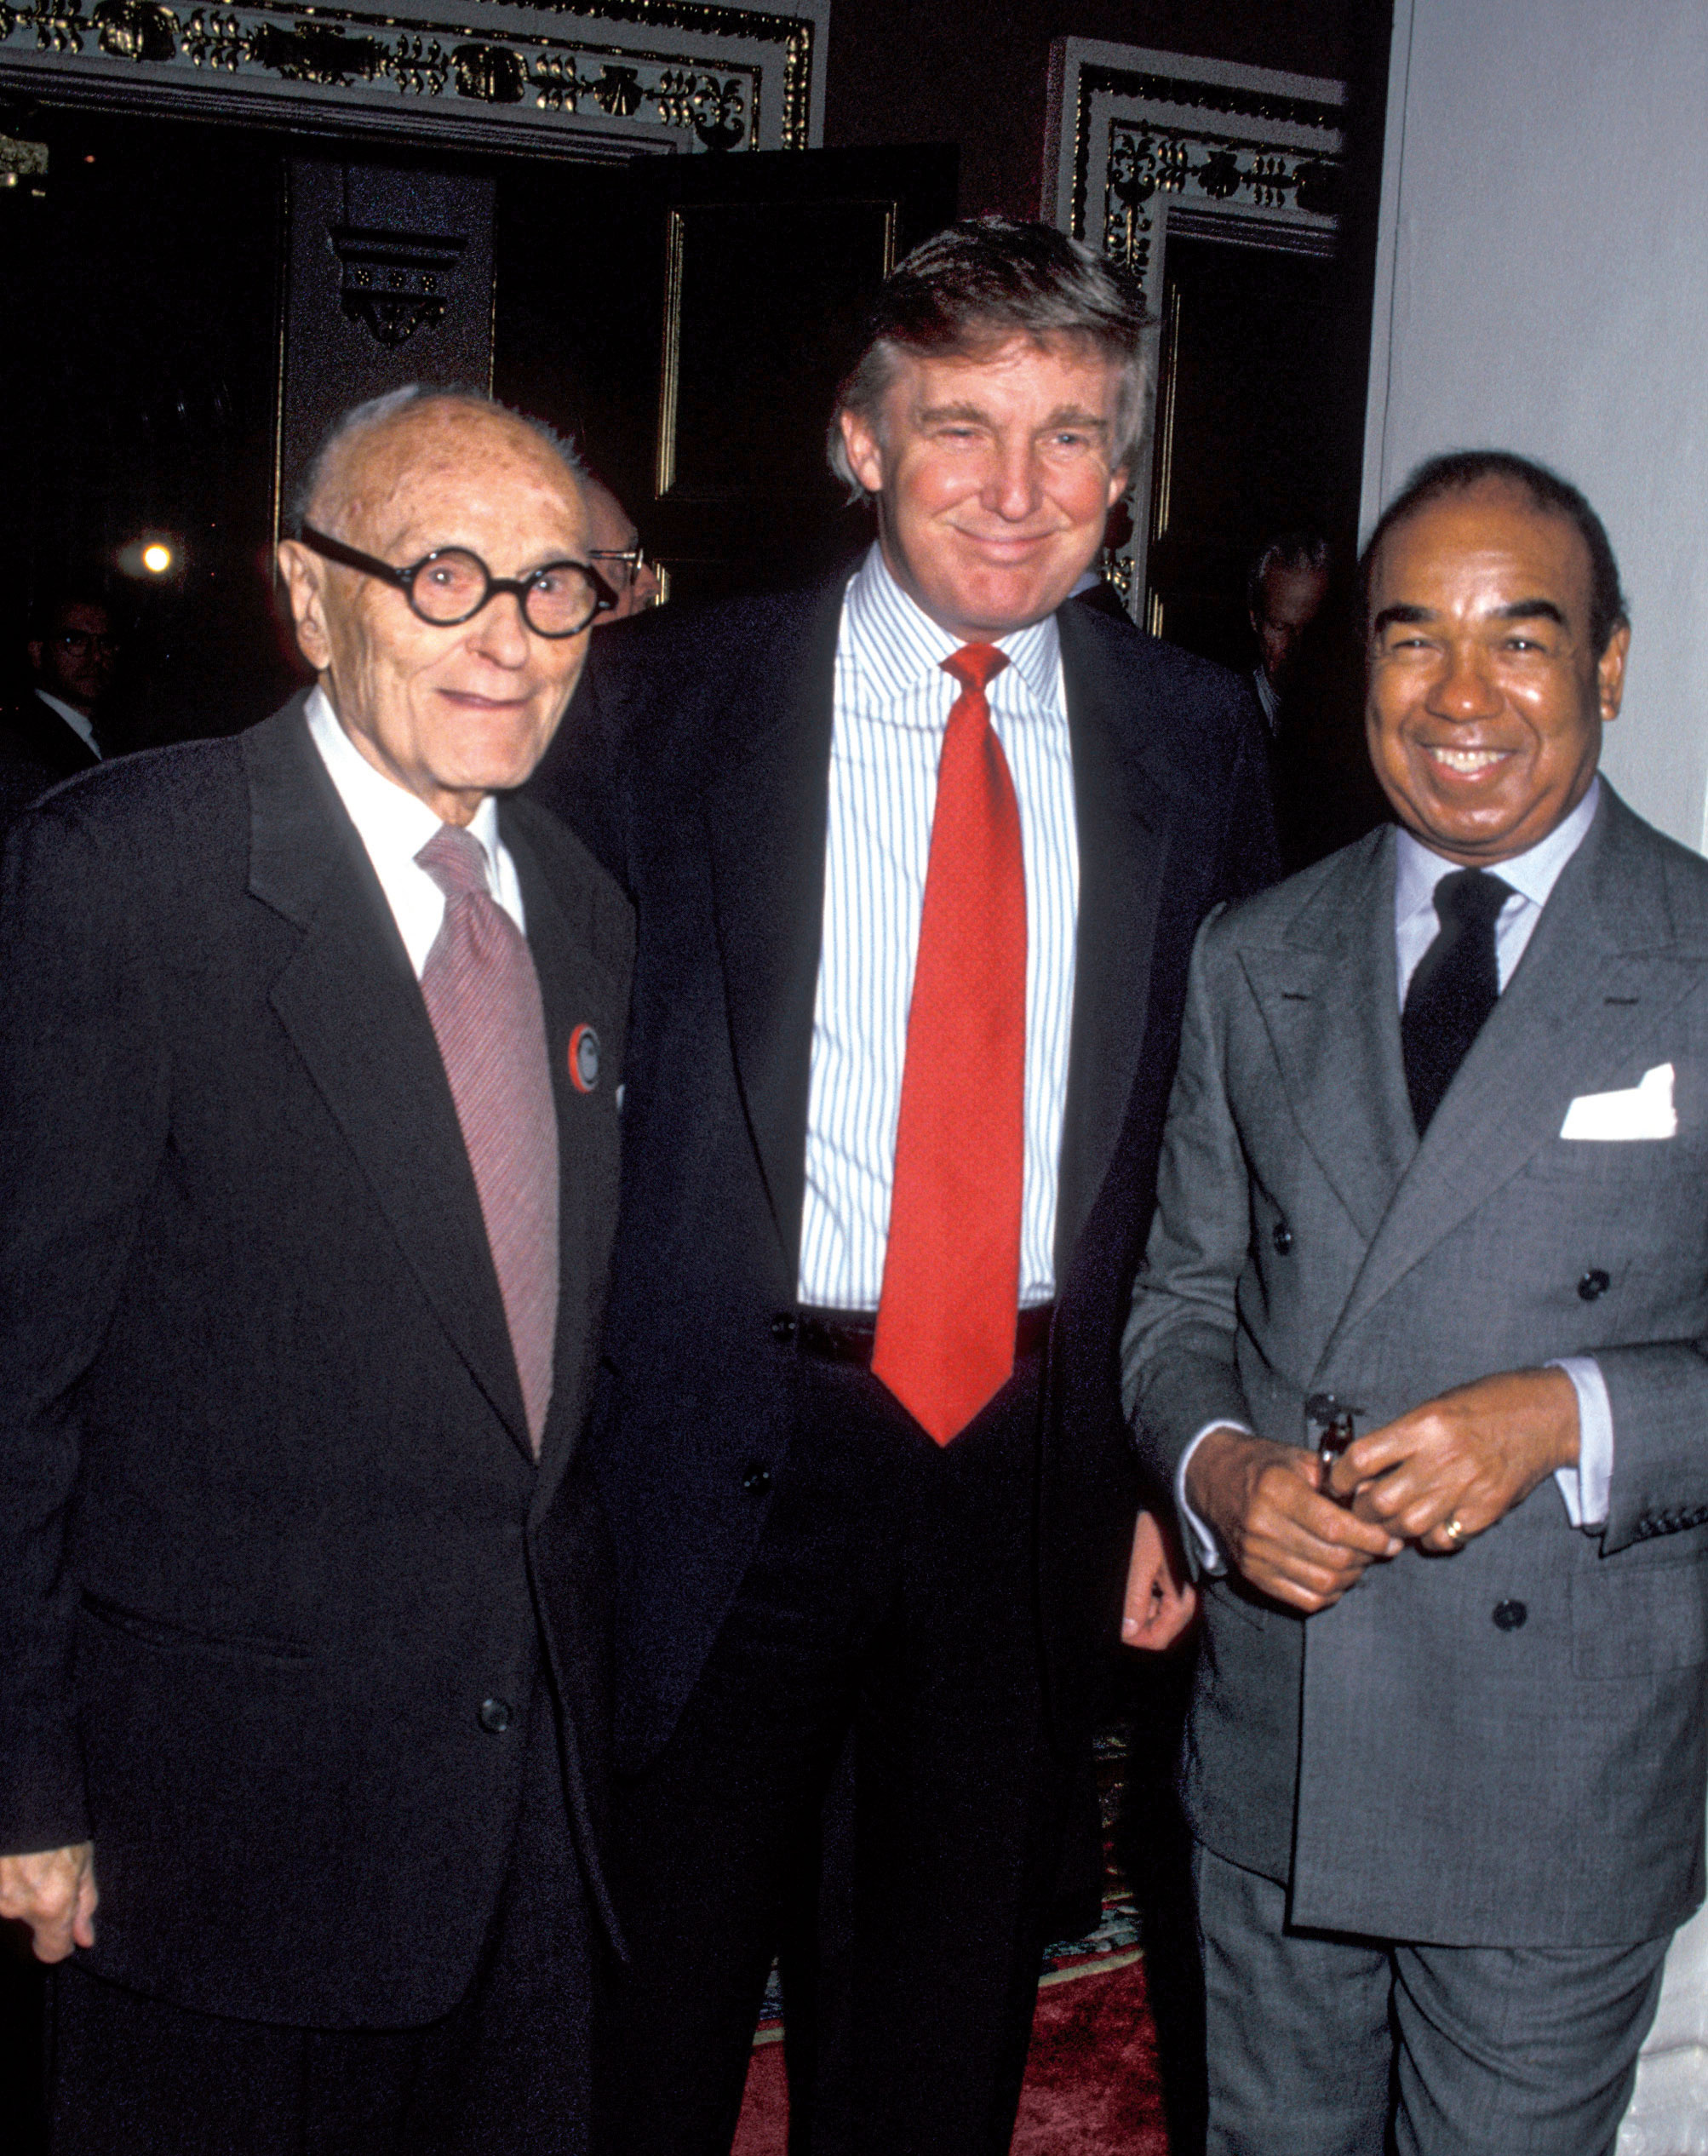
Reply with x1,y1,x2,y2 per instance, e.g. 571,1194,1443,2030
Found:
1123,448,1708,2154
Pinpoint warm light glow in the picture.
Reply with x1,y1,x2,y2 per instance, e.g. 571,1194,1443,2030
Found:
141,543,173,575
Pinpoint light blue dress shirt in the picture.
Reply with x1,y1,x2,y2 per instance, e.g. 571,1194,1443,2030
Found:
797,546,1079,1310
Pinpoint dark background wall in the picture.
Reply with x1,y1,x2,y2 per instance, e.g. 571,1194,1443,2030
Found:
822,0,1372,219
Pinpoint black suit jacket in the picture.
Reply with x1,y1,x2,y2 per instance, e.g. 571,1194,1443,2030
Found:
533,576,1276,1769
0,699,633,2027
0,690,101,824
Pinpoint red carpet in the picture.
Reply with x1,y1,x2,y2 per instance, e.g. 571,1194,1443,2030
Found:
731,1952,1169,2153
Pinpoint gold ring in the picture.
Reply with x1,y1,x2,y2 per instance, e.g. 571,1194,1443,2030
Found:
1442,1515,1467,1548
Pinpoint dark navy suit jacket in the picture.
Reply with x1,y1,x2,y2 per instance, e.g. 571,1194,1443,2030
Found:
535,577,1277,1769
0,698,633,2025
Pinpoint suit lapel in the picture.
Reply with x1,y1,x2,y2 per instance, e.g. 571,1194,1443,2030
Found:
1243,829,1417,1247
503,809,631,1504
703,581,846,1275
245,706,532,1457
1331,789,1705,1345
1053,604,1172,1270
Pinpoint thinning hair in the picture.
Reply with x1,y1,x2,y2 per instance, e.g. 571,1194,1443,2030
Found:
1247,530,1332,618
827,216,1151,496
293,384,586,533
1361,449,1629,657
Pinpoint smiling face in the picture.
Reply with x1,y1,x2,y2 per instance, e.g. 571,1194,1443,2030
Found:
1364,479,1629,865
837,333,1128,641
277,401,592,825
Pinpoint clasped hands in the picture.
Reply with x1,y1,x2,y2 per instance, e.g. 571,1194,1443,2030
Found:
1182,1367,1581,1616
0,1841,96,1963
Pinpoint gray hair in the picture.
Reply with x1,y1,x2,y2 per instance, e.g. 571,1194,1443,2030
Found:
293,384,586,531
827,217,1151,496
1247,530,1333,618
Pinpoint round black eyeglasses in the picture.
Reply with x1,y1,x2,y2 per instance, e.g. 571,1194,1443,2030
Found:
296,525,616,638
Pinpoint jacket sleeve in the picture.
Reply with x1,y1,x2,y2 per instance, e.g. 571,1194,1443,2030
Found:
0,800,169,1855
1121,908,1257,1517
1592,1339,1708,1554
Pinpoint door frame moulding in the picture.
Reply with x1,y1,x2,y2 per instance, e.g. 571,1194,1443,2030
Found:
1045,37,1346,614
0,0,828,159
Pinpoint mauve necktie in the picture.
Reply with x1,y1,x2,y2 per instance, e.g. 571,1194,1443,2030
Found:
1401,866,1515,1136
871,643,1027,1445
416,824,559,1455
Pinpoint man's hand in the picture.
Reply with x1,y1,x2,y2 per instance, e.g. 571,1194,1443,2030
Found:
1186,1426,1402,1614
0,1843,97,1964
1330,1367,1579,1554
1121,1509,1197,1649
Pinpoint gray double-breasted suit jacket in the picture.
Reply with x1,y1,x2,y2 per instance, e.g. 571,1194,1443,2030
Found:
1124,784,1708,1949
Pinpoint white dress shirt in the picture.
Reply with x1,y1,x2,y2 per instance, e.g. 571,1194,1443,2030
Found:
797,546,1079,1310
305,685,524,978
36,689,100,758
1176,779,1613,1569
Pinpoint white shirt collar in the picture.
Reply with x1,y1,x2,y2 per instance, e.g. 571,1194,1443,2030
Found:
305,683,504,885
36,689,100,755
1394,774,1602,926
303,685,519,978
842,542,1063,712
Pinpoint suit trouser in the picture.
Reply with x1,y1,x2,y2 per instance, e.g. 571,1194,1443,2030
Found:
1195,1842,1671,2156
596,1342,1071,2156
46,1681,594,2156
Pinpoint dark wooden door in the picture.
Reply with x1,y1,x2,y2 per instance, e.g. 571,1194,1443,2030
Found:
1142,232,1359,668
496,145,959,605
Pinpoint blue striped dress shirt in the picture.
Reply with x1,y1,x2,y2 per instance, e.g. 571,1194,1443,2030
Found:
797,544,1080,1310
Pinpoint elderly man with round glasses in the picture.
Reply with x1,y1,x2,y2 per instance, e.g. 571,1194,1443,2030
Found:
0,385,632,2155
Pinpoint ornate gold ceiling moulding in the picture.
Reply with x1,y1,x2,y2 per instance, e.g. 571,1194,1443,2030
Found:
469,0,813,150
1044,37,1346,615
0,0,825,157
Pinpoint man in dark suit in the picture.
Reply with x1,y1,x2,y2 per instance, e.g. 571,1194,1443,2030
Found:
1125,451,1708,2153
533,217,1275,2153
0,386,632,2153
0,590,114,821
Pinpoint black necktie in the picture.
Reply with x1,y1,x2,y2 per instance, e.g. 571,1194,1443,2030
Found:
1401,869,1514,1135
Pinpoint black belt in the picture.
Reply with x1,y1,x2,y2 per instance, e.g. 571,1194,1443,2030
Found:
784,1304,1054,1368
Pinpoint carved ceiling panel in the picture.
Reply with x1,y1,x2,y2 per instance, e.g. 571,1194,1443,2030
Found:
0,0,826,156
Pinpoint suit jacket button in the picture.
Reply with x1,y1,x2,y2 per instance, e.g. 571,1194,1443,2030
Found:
742,1463,773,1495
1272,1221,1293,1254
478,1697,513,1733
1492,1600,1527,1631
771,1313,798,1345
1578,1269,1611,1301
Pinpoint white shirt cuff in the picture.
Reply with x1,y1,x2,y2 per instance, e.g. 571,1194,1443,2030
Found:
1548,1356,1613,1529
1176,1421,1251,1575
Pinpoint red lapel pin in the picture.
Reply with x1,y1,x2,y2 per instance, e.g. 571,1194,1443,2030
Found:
569,1024,600,1093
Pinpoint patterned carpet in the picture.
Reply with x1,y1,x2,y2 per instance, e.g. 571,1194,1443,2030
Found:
732,1937,1169,2153
732,1693,1190,2153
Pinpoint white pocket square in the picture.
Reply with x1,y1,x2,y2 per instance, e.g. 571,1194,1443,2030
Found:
1560,1062,1678,1141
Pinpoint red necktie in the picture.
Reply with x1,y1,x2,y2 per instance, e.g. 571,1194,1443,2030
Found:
416,825,559,1457
871,644,1027,1445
